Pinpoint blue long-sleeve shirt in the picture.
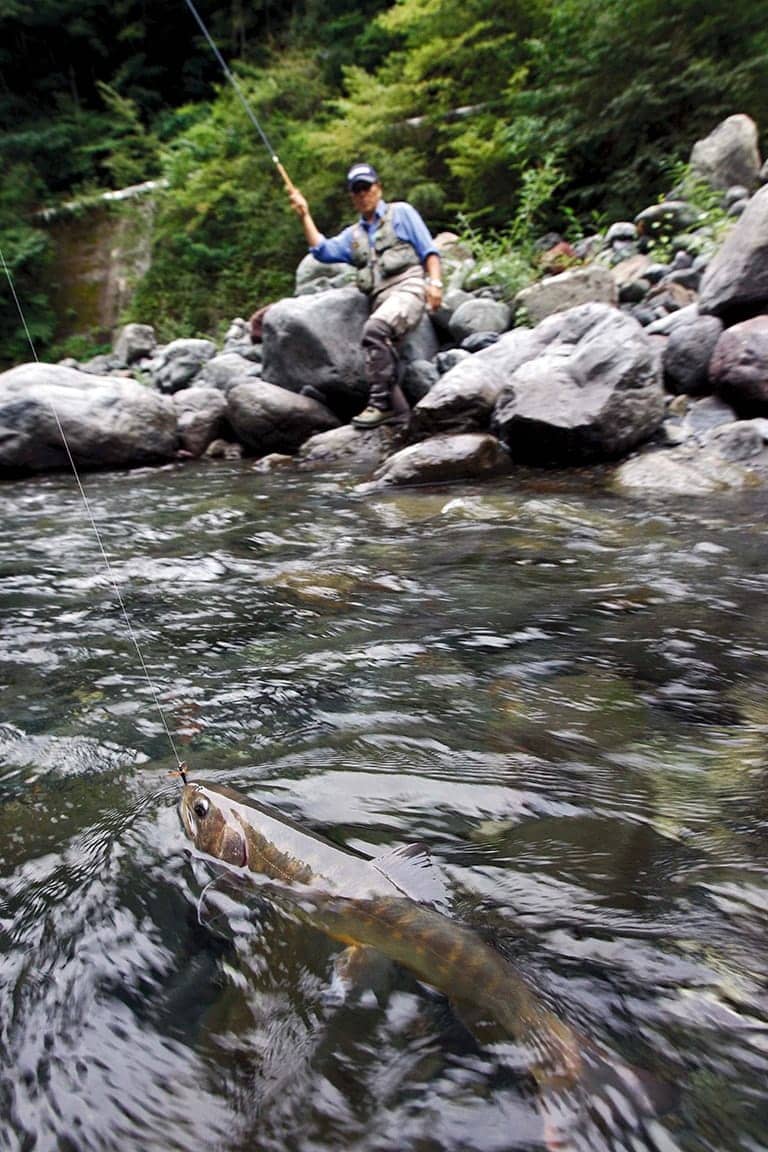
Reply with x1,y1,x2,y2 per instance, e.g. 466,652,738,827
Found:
310,199,439,266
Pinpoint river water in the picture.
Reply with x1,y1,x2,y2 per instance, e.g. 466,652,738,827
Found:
0,459,766,1152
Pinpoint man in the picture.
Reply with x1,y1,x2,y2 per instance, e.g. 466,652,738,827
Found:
288,162,443,428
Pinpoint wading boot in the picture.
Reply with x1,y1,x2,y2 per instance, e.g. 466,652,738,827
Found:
352,405,398,429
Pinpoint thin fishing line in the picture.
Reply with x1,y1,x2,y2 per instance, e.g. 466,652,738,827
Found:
0,246,188,780
181,0,294,190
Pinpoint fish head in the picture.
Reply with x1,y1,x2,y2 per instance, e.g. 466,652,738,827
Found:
179,782,248,868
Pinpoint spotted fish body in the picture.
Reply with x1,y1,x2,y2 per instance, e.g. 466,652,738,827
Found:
180,782,585,1074
180,780,663,1142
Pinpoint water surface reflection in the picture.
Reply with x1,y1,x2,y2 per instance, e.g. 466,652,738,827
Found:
1,462,767,1150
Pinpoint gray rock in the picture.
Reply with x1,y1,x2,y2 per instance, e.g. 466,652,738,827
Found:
401,312,440,364
645,303,700,336
222,317,263,363
606,222,638,244
173,386,226,457
462,332,501,353
708,420,766,461
634,201,701,237
492,303,665,464
699,185,768,321
298,422,405,473
614,445,757,495
201,352,263,394
261,286,369,418
402,359,439,404
689,114,761,191
0,363,177,473
709,315,768,414
514,266,618,324
226,378,339,456
113,323,157,365
662,315,722,396
295,253,353,292
410,326,544,439
448,298,511,343
369,433,512,488
148,338,217,393
435,349,471,375
680,395,739,441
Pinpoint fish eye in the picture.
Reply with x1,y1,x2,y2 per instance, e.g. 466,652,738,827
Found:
192,795,210,820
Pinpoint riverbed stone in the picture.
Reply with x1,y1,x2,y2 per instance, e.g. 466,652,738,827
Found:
410,326,546,438
614,444,760,495
368,432,512,488
447,297,511,342
147,338,217,393
0,363,177,473
698,185,768,322
226,378,339,457
113,322,157,365
492,303,664,464
298,422,406,473
662,315,723,396
514,265,618,324
708,315,768,415
200,352,263,395
172,386,226,457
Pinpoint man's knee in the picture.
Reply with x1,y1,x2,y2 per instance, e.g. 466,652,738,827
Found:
362,315,395,350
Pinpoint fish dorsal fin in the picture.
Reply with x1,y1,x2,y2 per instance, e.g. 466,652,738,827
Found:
371,842,451,910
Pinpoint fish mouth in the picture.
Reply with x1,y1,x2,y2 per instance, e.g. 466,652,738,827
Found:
178,784,198,841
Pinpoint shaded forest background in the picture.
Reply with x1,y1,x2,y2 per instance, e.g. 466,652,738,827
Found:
1,0,766,365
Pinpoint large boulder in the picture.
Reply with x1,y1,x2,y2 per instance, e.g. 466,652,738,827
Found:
410,327,547,438
698,185,768,322
368,433,512,488
514,266,617,325
226,379,339,457
492,304,665,464
689,114,761,192
0,363,177,474
708,316,768,415
260,286,369,418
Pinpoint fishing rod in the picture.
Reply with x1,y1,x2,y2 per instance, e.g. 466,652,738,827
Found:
0,247,188,785
182,0,296,193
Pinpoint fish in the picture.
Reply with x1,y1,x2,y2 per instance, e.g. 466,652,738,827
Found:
179,780,668,1148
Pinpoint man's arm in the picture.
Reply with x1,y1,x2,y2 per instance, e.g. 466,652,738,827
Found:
287,186,354,264
288,187,323,248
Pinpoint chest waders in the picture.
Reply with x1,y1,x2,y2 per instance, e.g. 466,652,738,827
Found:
352,205,424,414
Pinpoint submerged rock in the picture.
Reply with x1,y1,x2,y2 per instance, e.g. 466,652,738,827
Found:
366,433,512,488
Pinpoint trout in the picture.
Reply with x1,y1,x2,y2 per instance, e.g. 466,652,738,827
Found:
179,780,663,1146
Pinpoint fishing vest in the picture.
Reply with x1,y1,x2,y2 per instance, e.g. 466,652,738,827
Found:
350,202,423,295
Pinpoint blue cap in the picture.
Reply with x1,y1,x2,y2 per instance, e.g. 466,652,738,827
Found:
346,162,379,188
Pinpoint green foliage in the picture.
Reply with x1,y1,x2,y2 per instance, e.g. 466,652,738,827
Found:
456,153,567,299
1,0,768,362
130,53,328,338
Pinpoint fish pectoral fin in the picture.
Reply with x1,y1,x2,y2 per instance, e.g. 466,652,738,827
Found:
371,842,451,910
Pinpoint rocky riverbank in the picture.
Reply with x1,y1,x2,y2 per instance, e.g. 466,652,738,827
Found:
2,114,768,496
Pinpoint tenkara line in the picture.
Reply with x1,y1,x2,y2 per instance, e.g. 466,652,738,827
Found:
181,0,295,192
0,246,188,784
